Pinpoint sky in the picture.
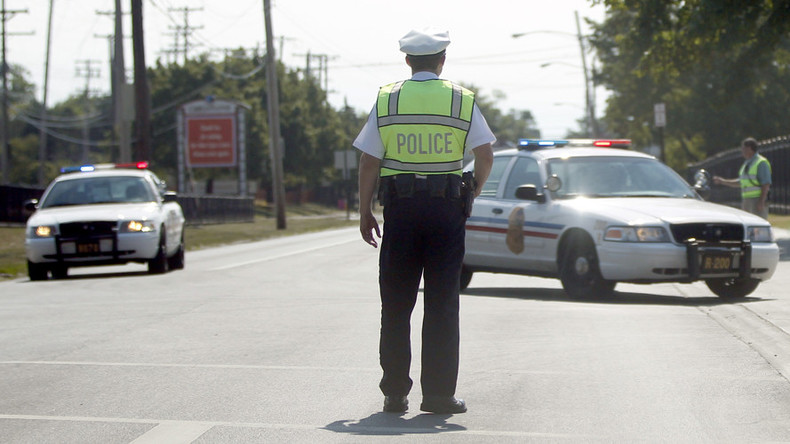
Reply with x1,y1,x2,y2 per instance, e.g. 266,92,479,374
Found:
10,0,608,138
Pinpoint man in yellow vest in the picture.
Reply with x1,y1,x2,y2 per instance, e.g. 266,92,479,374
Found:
713,137,772,219
354,28,494,414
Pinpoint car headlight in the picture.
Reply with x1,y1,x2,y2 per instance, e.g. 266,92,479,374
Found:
28,225,57,238
748,226,774,243
604,226,670,242
121,220,156,233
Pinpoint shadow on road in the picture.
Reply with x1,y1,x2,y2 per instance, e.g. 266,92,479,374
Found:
324,412,466,436
20,270,155,283
461,286,764,307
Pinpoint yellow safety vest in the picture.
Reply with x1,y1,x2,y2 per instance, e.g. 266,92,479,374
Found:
739,154,770,198
376,79,474,177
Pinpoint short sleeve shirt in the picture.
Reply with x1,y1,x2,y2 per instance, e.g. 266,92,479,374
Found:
757,160,772,185
352,72,496,159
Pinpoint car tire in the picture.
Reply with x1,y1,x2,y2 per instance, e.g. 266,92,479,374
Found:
28,261,48,281
559,232,616,299
148,231,168,274
460,265,473,291
51,265,68,279
167,234,185,270
705,277,760,299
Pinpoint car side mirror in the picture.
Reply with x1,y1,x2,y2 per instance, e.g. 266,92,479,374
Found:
515,184,546,203
163,191,178,203
24,198,39,212
693,169,711,200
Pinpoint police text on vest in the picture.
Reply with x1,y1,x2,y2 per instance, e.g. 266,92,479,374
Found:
396,133,454,155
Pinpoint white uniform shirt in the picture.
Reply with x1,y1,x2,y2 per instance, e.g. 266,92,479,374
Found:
353,71,496,159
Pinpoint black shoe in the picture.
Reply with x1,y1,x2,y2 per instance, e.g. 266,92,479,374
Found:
420,396,467,414
383,395,408,413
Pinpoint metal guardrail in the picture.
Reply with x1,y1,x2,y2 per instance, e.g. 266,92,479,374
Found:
177,195,255,225
0,185,44,224
688,135,790,215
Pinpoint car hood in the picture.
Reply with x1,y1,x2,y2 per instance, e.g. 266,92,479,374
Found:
559,197,769,226
27,203,160,226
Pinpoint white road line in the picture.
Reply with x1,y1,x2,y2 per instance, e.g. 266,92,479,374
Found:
130,421,213,444
0,414,588,439
209,239,355,271
0,360,377,372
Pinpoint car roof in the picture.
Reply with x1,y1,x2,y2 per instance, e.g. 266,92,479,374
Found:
497,146,656,161
51,169,153,183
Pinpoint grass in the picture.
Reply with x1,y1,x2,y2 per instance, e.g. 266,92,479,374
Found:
0,202,358,280
770,214,790,231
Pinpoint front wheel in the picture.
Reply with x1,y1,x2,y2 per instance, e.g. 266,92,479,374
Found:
705,277,760,299
559,233,616,299
28,261,48,281
51,265,68,279
148,231,168,274
167,233,185,270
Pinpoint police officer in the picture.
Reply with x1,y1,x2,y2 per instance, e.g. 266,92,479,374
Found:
713,137,772,219
354,28,494,414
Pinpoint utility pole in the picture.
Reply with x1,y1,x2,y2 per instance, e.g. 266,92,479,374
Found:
75,59,100,162
297,53,334,87
295,52,337,104
131,0,151,162
38,0,54,185
97,2,132,162
168,6,202,65
575,10,598,138
1,0,30,184
161,26,182,64
113,0,131,162
262,0,286,229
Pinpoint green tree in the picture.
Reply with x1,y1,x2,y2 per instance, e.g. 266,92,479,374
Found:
589,0,790,169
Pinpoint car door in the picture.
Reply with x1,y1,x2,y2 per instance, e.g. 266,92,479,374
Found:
482,156,550,271
464,154,514,267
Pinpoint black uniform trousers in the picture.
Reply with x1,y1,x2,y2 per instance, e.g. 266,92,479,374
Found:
378,187,466,398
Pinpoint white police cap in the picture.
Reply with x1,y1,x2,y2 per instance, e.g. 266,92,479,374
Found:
399,28,450,56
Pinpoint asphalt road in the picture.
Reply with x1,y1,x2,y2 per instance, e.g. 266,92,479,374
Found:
2,227,790,443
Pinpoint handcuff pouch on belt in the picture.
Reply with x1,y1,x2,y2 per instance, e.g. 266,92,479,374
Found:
461,171,477,218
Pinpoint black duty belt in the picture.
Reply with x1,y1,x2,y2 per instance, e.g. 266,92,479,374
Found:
379,174,462,202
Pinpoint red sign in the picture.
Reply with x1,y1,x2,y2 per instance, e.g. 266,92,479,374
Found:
186,116,236,167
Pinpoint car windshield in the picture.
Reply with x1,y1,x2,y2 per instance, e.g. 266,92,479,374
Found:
40,176,155,208
546,156,696,199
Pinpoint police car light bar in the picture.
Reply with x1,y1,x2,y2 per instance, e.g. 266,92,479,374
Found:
592,139,631,148
60,161,149,173
116,161,150,169
518,139,570,149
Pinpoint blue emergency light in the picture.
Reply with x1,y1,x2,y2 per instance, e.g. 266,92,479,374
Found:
518,139,570,149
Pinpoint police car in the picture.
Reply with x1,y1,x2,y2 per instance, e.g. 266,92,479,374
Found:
25,162,186,280
462,139,780,299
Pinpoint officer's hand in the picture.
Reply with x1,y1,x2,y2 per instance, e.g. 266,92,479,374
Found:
360,212,381,248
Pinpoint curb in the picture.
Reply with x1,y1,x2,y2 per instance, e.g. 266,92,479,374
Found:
774,228,789,261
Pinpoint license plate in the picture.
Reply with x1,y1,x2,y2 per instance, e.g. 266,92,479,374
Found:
77,242,100,254
701,253,732,272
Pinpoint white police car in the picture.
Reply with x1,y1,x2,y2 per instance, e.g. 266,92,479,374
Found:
463,139,780,299
25,162,186,280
